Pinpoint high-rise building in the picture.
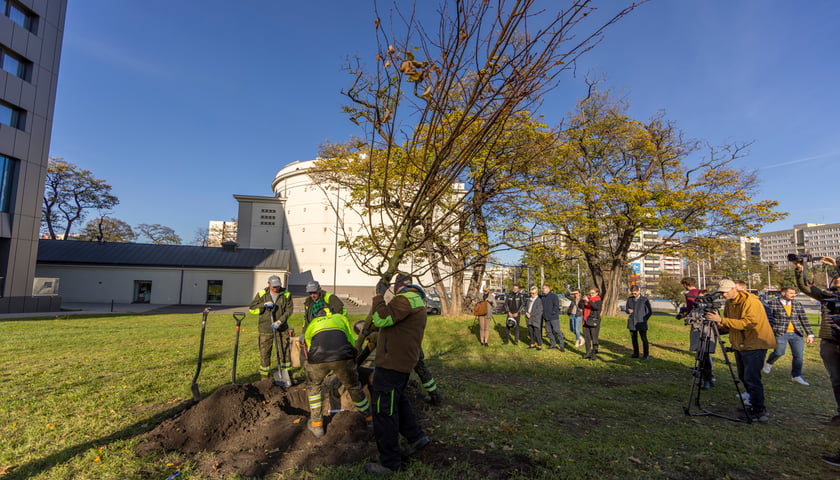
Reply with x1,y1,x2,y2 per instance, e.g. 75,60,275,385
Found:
760,223,840,266
0,0,66,312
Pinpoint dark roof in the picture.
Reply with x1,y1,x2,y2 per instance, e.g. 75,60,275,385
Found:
37,239,290,270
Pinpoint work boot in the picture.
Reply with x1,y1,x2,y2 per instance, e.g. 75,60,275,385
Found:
820,415,840,426
307,421,325,438
821,452,840,467
402,434,430,457
428,390,444,407
365,415,374,435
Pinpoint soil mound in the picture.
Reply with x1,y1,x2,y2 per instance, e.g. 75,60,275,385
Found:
136,379,539,478
136,380,375,478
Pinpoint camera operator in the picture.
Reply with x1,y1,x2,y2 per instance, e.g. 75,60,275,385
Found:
680,277,715,389
705,279,776,422
793,256,840,426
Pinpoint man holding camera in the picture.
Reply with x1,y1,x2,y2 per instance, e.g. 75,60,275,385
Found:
705,279,776,422
794,256,840,426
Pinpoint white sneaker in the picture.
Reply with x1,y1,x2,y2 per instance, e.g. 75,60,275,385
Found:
792,376,810,386
736,392,751,406
762,363,772,374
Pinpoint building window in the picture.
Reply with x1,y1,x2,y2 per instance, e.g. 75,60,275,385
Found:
0,101,25,130
206,280,223,304
0,155,16,213
0,47,31,81
133,280,152,304
2,0,37,33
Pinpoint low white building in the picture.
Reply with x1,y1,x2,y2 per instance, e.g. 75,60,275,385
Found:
35,239,289,306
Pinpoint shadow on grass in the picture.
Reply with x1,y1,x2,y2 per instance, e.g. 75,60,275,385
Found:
3,401,193,480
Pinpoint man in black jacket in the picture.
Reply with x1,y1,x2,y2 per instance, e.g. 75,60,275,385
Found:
540,284,565,352
504,284,526,345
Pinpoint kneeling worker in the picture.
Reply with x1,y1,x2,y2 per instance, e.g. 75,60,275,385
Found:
302,305,371,438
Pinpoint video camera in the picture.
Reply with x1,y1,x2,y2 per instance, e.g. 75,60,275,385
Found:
676,291,724,322
787,253,826,262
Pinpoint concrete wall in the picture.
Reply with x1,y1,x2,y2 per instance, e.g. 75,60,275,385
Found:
35,265,285,306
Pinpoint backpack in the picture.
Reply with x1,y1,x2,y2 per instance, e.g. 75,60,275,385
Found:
473,300,488,316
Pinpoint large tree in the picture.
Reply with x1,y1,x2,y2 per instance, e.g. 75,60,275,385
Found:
529,89,785,316
78,216,136,243
136,223,182,245
310,0,643,298
41,157,119,240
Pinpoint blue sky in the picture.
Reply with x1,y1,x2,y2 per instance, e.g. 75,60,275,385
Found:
50,1,839,246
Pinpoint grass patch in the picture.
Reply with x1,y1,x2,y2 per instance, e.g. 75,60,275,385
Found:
0,311,837,479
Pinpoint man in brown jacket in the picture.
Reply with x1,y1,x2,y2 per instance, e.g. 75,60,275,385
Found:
365,273,430,475
706,279,776,422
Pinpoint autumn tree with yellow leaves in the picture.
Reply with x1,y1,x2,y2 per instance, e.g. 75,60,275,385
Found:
310,0,644,312
527,88,786,316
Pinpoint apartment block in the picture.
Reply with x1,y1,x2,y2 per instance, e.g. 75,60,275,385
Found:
760,223,840,266
0,0,66,312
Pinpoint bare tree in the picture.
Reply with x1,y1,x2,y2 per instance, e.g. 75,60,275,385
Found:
41,157,119,240
137,223,182,245
311,0,645,291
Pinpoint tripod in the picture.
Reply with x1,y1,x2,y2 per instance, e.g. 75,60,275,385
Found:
683,316,752,423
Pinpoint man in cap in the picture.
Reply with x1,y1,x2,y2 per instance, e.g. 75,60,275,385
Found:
365,273,430,475
303,280,347,330
249,275,294,383
705,278,776,422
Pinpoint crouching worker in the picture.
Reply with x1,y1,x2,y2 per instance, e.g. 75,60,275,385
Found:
302,308,371,438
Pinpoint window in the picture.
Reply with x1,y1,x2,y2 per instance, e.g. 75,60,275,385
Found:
0,101,24,130
133,280,152,304
0,155,16,213
0,47,31,81
1,1,37,33
206,280,223,304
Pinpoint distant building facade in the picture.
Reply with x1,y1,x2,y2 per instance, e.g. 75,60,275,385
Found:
629,230,682,292
760,223,840,266
0,0,66,313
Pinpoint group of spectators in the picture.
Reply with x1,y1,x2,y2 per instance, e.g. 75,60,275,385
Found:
476,283,610,360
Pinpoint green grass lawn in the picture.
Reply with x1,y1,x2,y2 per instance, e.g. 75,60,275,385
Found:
0,310,837,479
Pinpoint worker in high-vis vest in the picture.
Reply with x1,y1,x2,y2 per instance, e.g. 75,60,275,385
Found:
364,273,430,475
249,275,293,384
303,280,347,329
302,308,371,439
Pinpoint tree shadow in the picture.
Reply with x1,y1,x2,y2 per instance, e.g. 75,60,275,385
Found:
3,401,192,480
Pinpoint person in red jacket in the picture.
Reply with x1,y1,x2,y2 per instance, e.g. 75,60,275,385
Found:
581,287,602,360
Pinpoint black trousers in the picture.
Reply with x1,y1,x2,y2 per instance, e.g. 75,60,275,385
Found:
630,329,649,356
372,367,425,471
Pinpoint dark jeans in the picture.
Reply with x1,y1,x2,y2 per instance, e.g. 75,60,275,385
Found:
820,340,840,414
544,318,564,348
583,324,600,356
630,329,649,357
372,367,425,471
766,332,805,377
735,349,767,411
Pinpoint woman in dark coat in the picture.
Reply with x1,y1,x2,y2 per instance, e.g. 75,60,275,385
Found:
582,287,602,360
625,285,652,359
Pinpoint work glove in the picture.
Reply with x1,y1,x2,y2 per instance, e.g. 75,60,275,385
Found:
271,320,284,330
375,277,390,296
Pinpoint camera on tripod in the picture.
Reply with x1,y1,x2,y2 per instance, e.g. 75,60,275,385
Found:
787,253,825,262
676,291,724,321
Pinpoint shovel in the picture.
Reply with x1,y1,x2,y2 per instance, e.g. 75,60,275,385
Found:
231,311,246,384
190,307,211,401
270,309,292,387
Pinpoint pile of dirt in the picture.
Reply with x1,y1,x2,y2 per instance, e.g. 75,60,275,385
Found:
136,379,539,478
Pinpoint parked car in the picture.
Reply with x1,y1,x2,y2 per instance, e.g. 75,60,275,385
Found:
492,293,506,314
425,295,441,315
